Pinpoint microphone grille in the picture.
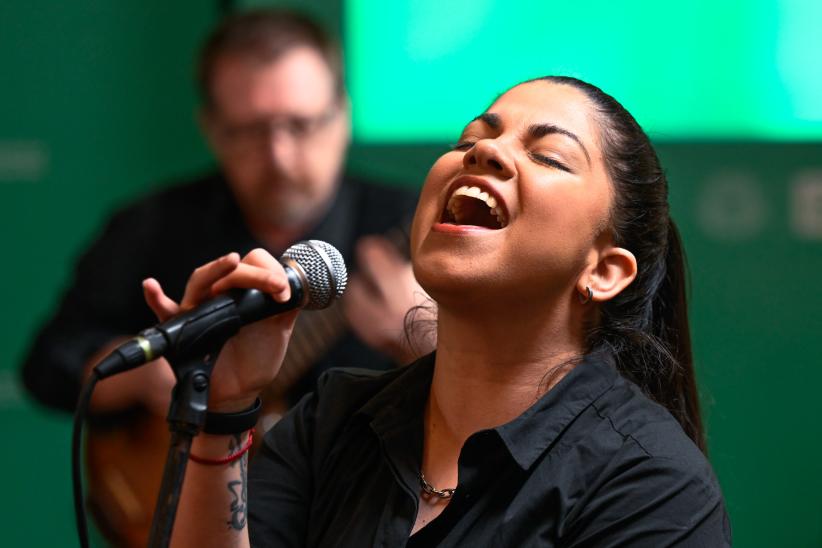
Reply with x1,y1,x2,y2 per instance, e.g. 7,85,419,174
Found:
282,240,347,309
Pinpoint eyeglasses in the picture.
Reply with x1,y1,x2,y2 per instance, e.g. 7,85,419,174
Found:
213,103,340,149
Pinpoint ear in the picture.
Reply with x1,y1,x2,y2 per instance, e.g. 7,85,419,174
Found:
577,246,637,302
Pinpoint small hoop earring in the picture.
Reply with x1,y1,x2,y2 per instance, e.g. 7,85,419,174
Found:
578,286,593,304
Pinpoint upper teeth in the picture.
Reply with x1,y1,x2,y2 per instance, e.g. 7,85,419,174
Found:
447,185,507,227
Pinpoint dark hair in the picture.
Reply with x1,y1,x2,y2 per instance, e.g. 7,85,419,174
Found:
534,76,705,452
197,9,344,109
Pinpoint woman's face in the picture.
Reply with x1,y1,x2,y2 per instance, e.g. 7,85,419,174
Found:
410,81,614,307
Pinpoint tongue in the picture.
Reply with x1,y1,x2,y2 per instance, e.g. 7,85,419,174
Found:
452,198,501,229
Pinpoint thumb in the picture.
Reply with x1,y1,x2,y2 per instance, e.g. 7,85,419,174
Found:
143,278,181,321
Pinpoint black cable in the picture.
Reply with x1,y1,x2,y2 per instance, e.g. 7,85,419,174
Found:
72,373,99,548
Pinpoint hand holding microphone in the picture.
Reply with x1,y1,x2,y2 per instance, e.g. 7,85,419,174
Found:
148,248,294,413
73,242,346,547
101,240,346,413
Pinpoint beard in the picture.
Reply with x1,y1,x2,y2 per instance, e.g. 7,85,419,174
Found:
240,177,336,231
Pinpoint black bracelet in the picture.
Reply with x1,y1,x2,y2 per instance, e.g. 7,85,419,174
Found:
203,398,262,435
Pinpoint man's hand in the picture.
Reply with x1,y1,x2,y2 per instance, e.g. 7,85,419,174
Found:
342,236,436,365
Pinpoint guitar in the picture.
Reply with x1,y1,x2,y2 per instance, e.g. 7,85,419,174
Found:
85,228,412,547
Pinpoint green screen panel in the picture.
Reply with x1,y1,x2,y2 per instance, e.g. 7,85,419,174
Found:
346,0,822,141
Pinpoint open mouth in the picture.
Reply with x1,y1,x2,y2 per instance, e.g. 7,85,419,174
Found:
440,185,508,229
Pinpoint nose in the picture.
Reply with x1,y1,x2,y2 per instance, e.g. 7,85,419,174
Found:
265,127,298,171
463,138,515,179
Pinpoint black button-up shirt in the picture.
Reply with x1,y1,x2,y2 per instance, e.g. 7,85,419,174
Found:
249,352,731,547
21,172,417,411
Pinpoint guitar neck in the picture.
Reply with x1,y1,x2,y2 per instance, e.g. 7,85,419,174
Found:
269,302,348,395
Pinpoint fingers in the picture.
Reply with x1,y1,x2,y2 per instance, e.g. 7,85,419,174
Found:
157,249,292,322
355,236,407,297
143,278,180,321
181,252,241,309
358,236,405,270
343,274,370,309
210,248,291,302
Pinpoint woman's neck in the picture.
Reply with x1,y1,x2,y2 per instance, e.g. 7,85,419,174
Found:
420,296,585,491
431,299,583,434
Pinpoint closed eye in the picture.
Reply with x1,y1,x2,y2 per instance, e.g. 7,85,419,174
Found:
529,152,571,172
451,141,475,151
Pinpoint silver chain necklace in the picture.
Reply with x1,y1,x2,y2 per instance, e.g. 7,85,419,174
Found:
419,471,456,499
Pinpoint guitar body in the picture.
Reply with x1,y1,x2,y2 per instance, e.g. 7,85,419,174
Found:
86,413,168,547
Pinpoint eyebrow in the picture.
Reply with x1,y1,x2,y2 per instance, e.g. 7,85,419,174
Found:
528,123,591,165
473,112,501,129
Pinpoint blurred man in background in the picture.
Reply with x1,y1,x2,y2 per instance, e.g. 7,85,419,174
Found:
21,11,426,543
22,9,424,422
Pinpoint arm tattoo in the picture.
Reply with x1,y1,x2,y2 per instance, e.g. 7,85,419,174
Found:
226,433,248,531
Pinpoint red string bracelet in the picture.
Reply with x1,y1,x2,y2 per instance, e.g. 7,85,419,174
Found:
189,429,255,466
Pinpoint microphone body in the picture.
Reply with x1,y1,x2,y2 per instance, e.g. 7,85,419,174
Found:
94,240,346,379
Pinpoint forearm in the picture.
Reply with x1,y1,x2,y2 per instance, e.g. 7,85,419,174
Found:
170,431,252,548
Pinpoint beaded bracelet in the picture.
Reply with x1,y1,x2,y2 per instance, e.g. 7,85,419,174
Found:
189,429,255,466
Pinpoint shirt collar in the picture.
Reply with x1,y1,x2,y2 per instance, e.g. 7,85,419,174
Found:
355,351,619,473
495,350,619,470
356,353,434,432
356,355,435,497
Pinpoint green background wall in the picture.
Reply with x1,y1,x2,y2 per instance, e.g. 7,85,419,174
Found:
1,1,820,546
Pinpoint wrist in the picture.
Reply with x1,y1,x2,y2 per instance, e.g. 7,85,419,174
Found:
208,396,258,414
190,429,253,462
203,398,261,435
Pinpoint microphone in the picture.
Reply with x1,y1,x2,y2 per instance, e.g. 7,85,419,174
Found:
93,240,347,380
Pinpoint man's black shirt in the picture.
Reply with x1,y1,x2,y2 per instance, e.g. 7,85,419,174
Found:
21,172,418,411
249,352,731,547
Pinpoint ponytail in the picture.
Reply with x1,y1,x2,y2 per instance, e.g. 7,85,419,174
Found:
650,219,704,451
534,76,707,453
590,218,705,453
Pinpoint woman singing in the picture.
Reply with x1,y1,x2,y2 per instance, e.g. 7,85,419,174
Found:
146,76,731,546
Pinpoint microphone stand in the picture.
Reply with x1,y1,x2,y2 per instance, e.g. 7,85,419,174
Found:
147,352,217,548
